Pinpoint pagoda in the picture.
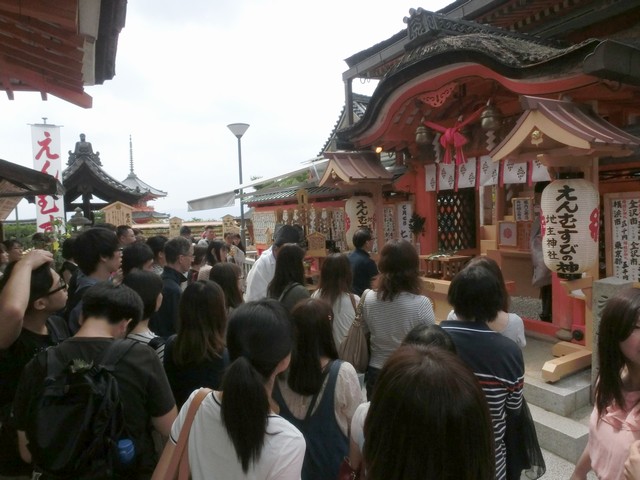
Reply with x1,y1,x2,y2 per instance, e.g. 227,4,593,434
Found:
63,134,145,222
120,136,169,224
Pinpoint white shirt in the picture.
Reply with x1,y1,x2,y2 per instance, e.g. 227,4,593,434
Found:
244,247,276,301
311,290,359,349
171,390,306,480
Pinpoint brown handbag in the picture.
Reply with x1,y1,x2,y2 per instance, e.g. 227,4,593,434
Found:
338,290,370,373
159,388,212,480
337,456,362,480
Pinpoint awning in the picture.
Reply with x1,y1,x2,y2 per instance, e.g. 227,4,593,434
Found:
0,159,64,221
186,158,329,211
490,96,640,167
319,151,394,187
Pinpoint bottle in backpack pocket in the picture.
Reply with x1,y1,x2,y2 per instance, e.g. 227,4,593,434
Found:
117,439,135,465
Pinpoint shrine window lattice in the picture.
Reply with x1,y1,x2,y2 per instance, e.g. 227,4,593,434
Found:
437,190,476,253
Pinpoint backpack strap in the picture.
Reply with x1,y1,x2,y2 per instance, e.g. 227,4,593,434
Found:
46,315,71,344
100,339,138,370
147,335,166,351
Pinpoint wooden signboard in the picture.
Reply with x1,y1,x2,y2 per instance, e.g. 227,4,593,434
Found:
306,231,327,257
102,201,133,227
604,192,640,281
516,221,533,251
512,197,534,222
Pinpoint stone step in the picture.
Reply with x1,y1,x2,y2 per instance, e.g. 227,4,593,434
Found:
529,402,589,464
524,369,591,417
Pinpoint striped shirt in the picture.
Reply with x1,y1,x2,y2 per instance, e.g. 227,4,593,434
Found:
440,320,524,480
362,290,435,369
127,330,165,362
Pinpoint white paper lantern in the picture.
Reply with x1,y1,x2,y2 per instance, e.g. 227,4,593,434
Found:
540,177,599,279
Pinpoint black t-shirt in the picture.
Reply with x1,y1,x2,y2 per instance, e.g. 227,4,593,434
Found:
13,337,176,477
163,336,226,409
0,317,69,475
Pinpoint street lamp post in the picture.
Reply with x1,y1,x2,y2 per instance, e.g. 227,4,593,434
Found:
227,123,250,247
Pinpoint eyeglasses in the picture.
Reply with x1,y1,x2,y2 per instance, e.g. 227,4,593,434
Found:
46,278,67,296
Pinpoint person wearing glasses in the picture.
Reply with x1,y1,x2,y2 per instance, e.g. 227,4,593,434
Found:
150,236,193,339
0,249,71,477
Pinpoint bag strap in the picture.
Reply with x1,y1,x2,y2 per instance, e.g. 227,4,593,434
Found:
354,290,369,323
148,335,166,351
349,293,357,313
165,388,213,480
100,338,138,370
303,361,333,422
278,282,301,302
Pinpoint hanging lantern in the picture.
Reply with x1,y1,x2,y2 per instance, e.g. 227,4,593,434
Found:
481,100,503,131
540,176,599,280
415,125,433,146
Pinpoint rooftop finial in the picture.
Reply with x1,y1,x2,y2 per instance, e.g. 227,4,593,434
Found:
129,134,134,174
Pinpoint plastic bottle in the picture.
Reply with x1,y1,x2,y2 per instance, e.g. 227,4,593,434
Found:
117,438,135,465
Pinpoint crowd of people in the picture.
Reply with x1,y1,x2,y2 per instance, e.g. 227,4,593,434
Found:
0,222,638,479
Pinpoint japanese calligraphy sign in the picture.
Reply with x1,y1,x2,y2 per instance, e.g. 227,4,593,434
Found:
604,192,640,282
540,178,599,279
438,163,455,191
397,202,413,241
512,197,533,222
31,124,63,233
345,196,375,250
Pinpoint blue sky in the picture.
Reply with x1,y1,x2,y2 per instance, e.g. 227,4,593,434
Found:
1,0,451,222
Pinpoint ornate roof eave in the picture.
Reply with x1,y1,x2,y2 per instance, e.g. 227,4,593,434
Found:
490,95,640,167
62,160,145,205
338,35,607,148
319,151,394,188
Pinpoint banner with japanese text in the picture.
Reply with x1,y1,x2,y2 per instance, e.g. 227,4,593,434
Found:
31,124,63,232
397,202,413,241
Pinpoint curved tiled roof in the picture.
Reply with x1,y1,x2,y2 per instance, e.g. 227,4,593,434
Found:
121,172,167,198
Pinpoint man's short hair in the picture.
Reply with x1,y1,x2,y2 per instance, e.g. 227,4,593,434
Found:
179,226,192,236
74,228,119,275
204,225,215,231
353,228,372,249
116,225,132,238
81,282,143,325
146,235,168,258
164,236,192,264
273,224,303,248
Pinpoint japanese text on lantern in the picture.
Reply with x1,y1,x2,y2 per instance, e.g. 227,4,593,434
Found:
356,199,369,229
611,198,640,281
545,185,580,275
31,125,63,233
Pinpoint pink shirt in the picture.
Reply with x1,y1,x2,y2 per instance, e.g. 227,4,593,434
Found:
589,390,640,480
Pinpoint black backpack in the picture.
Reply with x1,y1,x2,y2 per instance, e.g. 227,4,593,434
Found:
25,339,137,479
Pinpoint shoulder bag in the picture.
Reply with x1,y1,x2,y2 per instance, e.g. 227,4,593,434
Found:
338,290,370,373
157,388,212,480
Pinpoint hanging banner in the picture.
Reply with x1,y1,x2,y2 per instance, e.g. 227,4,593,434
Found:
345,196,375,250
479,155,498,186
438,163,455,191
397,202,413,241
531,158,551,183
502,159,528,184
31,124,63,233
425,163,437,192
457,157,477,189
